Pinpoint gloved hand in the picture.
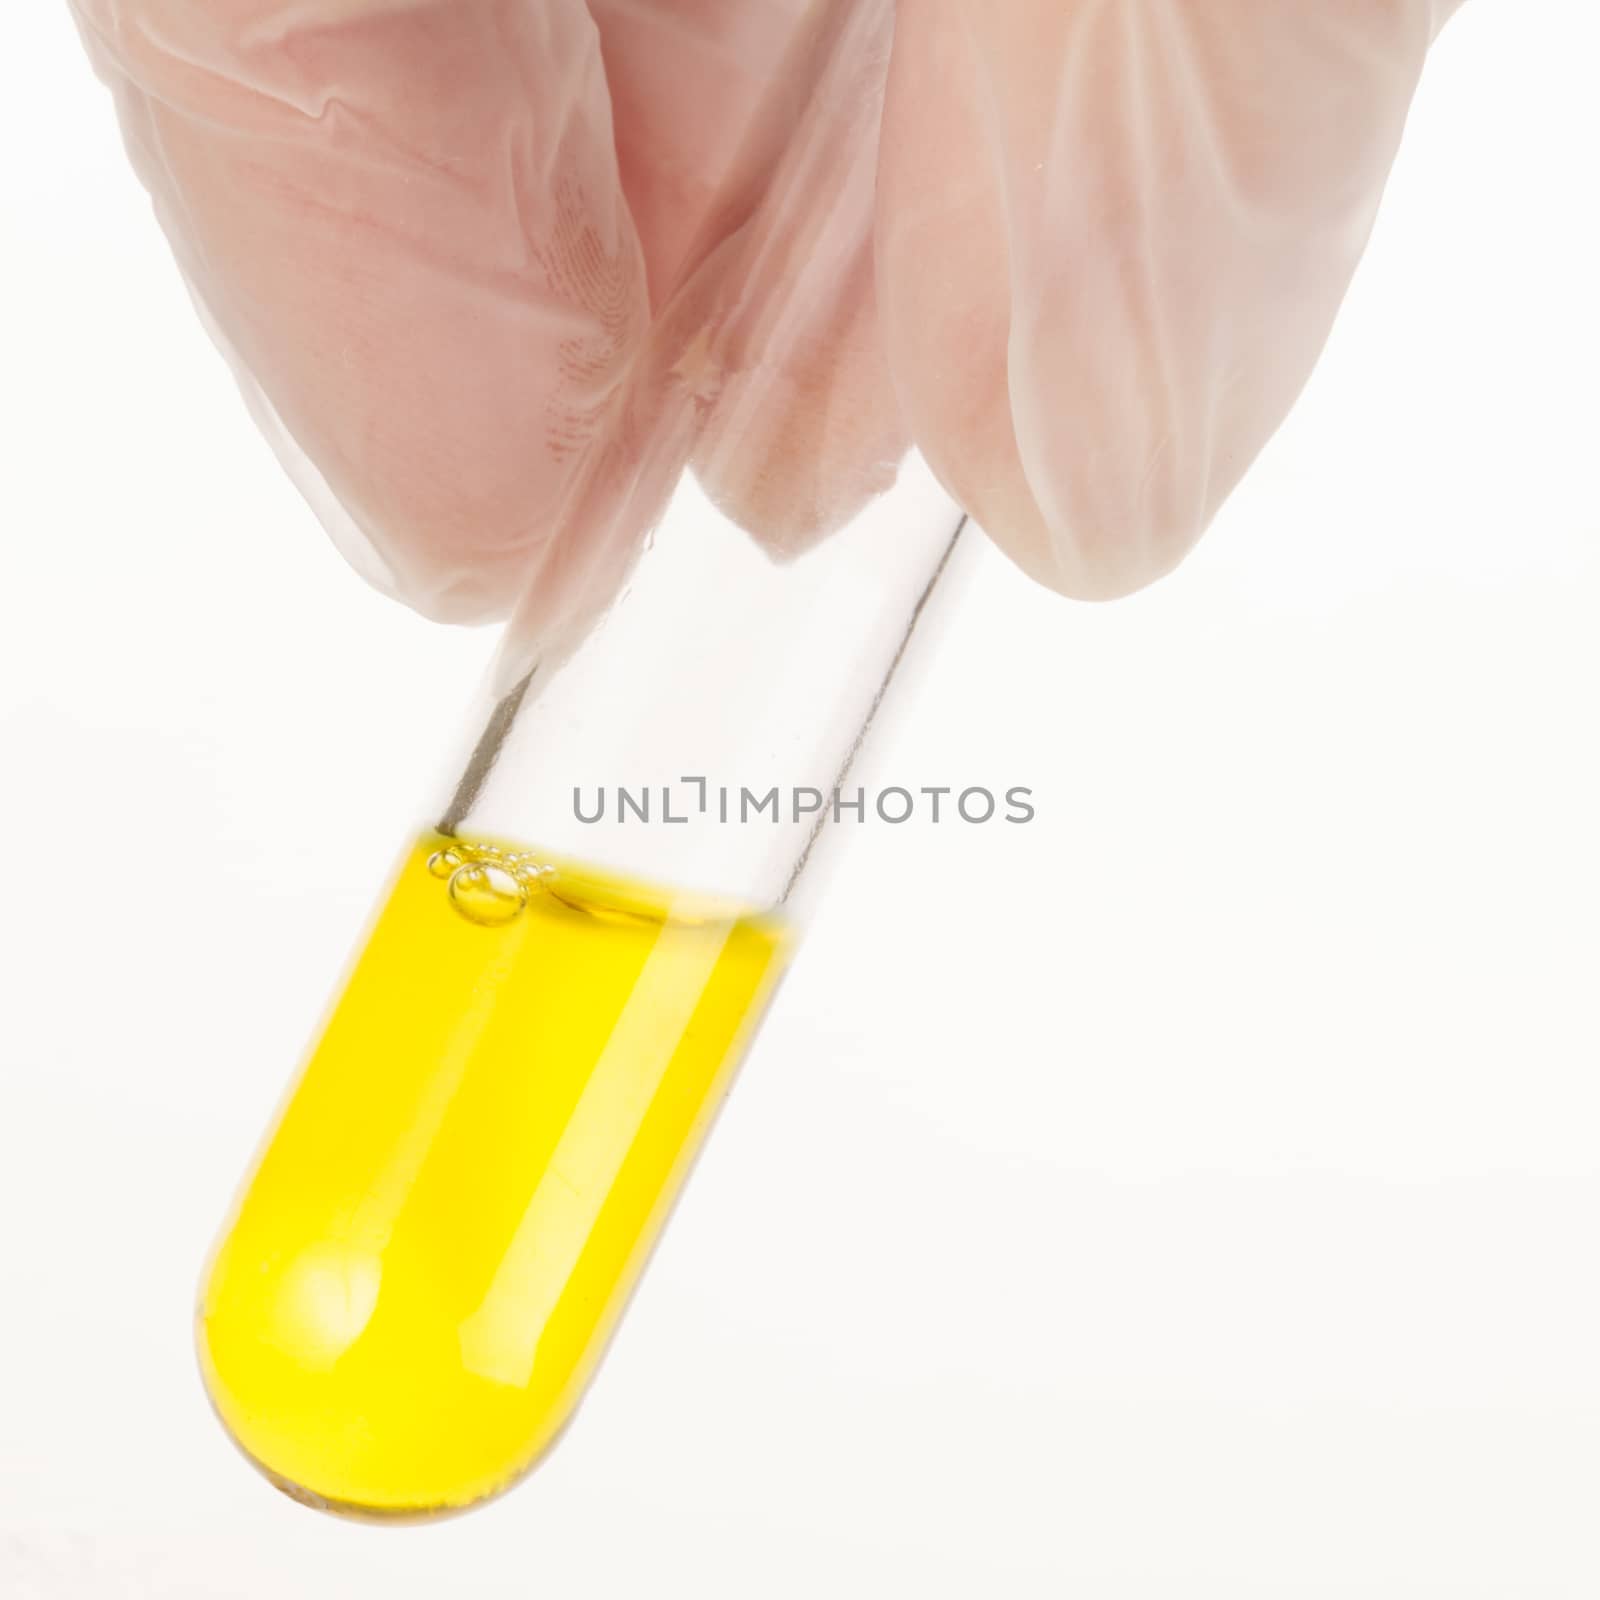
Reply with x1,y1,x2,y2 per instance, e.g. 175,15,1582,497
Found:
69,0,1465,644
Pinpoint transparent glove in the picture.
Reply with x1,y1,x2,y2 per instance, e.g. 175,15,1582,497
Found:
69,0,1465,642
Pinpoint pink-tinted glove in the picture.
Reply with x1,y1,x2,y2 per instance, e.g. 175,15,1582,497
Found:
69,0,1465,637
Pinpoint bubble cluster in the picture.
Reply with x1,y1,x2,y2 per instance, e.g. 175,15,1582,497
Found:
427,841,555,927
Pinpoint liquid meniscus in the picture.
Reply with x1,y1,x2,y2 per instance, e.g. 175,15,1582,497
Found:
197,832,788,1519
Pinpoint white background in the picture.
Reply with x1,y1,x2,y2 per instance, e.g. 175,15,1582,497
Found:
3,6,1599,1596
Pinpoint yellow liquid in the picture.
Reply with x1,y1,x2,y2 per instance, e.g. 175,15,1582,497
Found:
197,832,788,1519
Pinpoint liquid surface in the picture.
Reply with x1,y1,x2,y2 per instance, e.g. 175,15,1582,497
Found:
198,833,787,1518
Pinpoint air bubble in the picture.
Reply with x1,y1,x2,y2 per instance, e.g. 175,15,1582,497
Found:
448,862,527,926
427,848,462,880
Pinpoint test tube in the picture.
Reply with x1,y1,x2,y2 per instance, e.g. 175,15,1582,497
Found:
194,0,973,1520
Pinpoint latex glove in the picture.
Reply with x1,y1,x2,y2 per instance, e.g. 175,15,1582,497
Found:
876,0,1465,597
69,0,1464,637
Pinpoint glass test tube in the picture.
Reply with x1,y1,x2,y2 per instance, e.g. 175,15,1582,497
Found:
195,0,974,1520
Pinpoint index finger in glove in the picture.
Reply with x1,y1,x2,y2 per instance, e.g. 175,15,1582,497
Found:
70,0,649,622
